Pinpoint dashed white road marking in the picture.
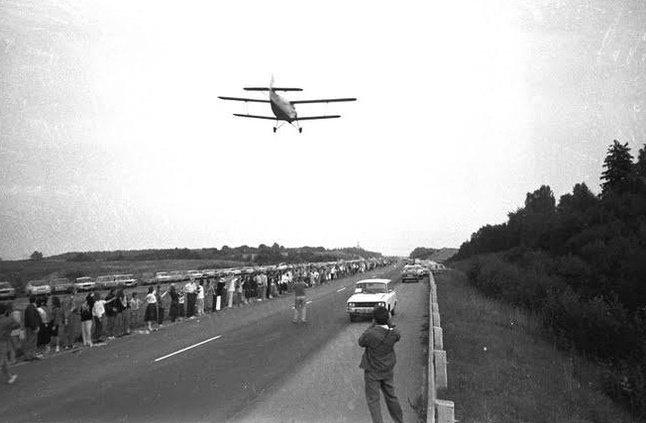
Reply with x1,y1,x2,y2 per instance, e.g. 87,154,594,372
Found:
154,335,222,362
336,287,346,292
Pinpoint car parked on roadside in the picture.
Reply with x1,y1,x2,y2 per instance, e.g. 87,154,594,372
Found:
346,278,397,322
95,275,117,290
114,274,138,287
74,277,96,292
25,279,51,296
185,269,203,280
50,277,74,294
0,281,16,300
154,272,172,284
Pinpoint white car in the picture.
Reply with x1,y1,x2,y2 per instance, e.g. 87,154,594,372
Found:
155,272,173,284
25,279,51,296
346,279,397,322
96,275,117,289
74,277,96,292
114,274,138,287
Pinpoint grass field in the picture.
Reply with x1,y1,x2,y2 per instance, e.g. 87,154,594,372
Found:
436,269,636,423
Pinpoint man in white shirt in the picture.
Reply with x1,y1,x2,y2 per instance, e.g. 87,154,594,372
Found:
227,276,237,308
196,281,205,316
92,295,107,343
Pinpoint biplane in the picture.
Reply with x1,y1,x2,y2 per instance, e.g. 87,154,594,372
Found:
219,78,356,133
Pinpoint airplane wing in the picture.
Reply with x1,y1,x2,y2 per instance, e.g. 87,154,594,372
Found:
244,87,303,92
233,114,276,120
297,115,341,120
290,98,356,104
219,96,270,103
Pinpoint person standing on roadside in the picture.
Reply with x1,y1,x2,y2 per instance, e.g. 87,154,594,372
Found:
80,293,94,347
1,303,20,384
226,275,236,308
129,292,141,327
196,280,205,316
49,296,64,353
168,284,180,322
184,279,197,318
292,276,308,324
23,296,42,360
358,306,403,423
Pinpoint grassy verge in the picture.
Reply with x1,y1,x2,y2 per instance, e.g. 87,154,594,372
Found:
436,269,635,423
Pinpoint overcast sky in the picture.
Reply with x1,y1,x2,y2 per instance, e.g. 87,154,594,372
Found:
1,0,645,259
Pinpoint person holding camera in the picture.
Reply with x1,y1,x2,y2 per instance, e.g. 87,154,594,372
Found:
358,306,403,423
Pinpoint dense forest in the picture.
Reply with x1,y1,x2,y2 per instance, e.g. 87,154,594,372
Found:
453,140,646,417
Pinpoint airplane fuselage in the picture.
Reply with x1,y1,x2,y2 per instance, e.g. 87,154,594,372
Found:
270,90,297,122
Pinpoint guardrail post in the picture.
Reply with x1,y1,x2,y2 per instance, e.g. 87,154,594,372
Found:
434,350,448,389
432,310,441,327
435,399,455,423
433,326,443,350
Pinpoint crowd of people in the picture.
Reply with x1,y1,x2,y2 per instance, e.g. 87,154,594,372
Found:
0,259,391,383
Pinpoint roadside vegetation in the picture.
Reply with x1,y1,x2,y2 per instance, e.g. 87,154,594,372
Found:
451,140,646,419
437,269,635,423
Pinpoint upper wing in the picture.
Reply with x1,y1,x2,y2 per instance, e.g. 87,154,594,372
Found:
244,87,303,92
297,115,341,121
233,113,276,120
218,96,270,103
290,98,356,105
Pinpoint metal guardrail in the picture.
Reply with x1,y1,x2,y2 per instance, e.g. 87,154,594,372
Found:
427,271,455,423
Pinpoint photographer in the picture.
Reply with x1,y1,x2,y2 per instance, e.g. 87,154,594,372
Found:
358,306,403,423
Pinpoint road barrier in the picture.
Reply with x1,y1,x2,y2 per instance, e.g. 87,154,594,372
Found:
427,271,455,423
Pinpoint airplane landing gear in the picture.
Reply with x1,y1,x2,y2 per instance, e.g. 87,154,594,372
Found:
299,127,303,133
273,127,277,133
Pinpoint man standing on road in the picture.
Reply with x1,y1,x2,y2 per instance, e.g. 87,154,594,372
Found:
1,302,20,384
184,279,197,318
292,276,308,324
358,306,403,423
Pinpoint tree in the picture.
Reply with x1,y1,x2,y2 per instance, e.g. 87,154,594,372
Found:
30,251,43,261
601,140,634,196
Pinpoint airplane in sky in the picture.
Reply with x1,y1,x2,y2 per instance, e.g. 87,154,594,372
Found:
219,78,356,133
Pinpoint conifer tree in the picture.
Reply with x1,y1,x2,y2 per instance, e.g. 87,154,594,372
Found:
600,140,634,196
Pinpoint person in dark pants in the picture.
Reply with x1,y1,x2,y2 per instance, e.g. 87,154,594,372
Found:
358,306,403,423
23,296,42,360
168,284,179,323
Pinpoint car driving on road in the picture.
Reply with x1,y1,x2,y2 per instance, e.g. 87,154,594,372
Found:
346,278,397,322
401,265,422,283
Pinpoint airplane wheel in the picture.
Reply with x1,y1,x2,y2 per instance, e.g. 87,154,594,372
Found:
273,127,277,133
299,127,303,133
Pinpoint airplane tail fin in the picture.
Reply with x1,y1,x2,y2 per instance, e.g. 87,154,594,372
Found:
270,74,274,91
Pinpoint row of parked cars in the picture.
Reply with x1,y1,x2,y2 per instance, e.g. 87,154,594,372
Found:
10,274,139,297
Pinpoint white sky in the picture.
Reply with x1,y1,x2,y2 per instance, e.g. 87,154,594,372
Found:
1,0,645,259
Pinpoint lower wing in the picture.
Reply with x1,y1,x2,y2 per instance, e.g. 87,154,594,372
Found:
233,114,276,120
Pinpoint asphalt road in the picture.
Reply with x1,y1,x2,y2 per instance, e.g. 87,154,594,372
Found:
0,266,425,422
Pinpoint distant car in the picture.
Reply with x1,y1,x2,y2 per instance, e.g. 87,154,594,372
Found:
401,265,421,283
50,277,74,294
346,279,397,322
169,270,186,282
95,275,117,290
25,280,51,296
185,270,203,280
114,274,138,287
154,272,172,284
0,281,16,300
74,277,96,292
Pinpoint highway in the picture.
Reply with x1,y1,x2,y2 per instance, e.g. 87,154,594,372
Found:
0,266,427,422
